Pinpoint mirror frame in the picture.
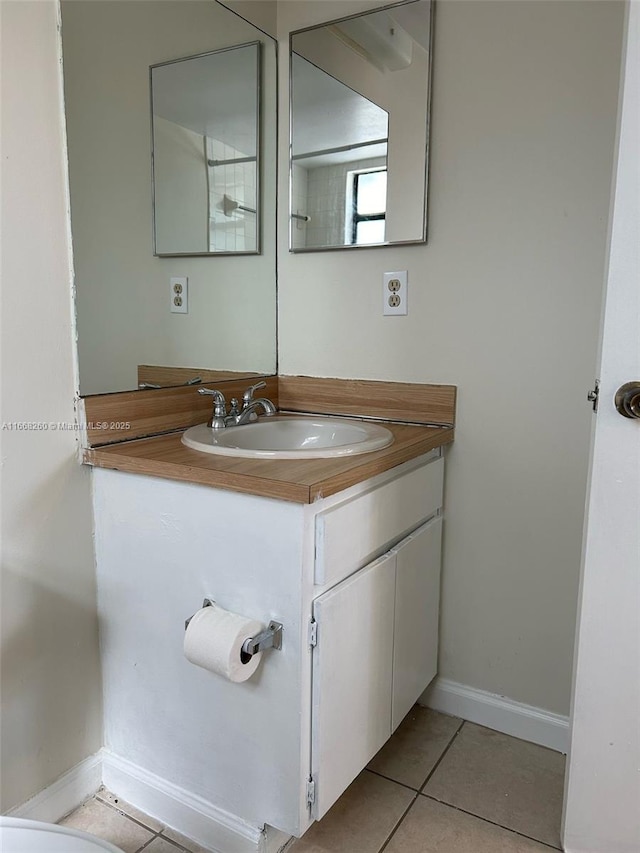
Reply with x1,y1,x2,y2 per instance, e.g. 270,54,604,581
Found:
150,41,263,258
288,0,434,253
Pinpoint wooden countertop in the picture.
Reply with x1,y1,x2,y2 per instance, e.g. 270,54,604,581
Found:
83,419,454,504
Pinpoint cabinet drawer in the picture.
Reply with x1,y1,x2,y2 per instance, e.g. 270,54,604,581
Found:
315,456,443,587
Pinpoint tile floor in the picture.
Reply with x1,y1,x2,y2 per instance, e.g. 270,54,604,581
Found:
60,708,566,853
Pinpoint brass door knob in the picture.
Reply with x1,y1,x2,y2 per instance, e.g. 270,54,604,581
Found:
615,382,640,419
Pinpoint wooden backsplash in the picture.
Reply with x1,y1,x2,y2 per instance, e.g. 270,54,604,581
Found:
278,376,456,426
80,375,456,447
81,375,279,446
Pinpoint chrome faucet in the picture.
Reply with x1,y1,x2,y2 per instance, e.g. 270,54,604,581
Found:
198,381,276,429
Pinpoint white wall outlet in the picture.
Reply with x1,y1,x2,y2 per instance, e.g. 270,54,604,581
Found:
170,276,188,314
383,270,408,316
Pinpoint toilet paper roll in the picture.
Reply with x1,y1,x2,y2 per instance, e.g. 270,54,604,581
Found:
184,603,264,682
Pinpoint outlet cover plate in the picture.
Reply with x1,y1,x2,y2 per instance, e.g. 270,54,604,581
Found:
383,270,408,316
170,276,188,314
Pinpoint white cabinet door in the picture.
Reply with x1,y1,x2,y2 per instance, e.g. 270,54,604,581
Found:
391,516,443,731
311,552,396,820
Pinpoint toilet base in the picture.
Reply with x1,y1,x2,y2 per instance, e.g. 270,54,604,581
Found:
0,816,124,853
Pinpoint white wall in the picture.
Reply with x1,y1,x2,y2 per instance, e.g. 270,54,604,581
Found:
220,0,278,38
0,0,102,812
277,0,625,716
61,1,277,395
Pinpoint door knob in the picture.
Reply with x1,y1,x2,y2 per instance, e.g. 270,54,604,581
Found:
615,382,640,419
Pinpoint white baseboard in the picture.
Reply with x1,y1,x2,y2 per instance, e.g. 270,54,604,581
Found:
5,750,292,853
102,751,291,853
7,752,102,823
420,677,569,753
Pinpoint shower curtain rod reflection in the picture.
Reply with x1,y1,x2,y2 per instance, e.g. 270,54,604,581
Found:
222,194,256,216
221,195,310,222
208,155,257,167
292,137,387,162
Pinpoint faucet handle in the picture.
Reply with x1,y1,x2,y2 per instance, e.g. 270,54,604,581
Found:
198,387,226,401
242,380,266,404
198,388,227,418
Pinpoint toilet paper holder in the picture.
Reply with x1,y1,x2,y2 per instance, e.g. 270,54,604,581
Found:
185,599,283,658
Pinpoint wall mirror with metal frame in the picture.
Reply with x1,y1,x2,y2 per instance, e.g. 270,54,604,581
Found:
151,42,261,257
289,0,433,252
61,1,277,396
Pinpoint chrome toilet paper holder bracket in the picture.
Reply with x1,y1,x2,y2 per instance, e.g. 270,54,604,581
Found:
185,598,283,657
184,597,216,631
242,621,283,657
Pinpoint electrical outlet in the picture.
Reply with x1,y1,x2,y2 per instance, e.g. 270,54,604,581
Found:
170,276,188,314
383,270,408,316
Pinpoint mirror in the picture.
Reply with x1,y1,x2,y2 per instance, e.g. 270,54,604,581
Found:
151,43,261,256
290,0,433,251
60,0,277,396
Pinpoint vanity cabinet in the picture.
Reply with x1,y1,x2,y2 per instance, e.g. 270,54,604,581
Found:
92,448,444,849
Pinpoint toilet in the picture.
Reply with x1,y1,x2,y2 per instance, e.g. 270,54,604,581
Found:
0,816,125,852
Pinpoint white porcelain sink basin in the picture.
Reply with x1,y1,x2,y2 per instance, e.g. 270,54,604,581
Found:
181,415,394,459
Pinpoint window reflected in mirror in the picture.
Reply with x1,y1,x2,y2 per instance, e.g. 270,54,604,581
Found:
350,168,387,245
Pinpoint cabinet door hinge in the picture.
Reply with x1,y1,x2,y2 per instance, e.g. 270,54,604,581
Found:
308,619,317,647
306,777,316,808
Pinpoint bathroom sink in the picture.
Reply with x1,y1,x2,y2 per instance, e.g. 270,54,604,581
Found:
181,415,394,459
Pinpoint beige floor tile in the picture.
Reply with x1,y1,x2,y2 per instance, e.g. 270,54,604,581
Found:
423,724,565,849
97,786,165,832
368,707,462,789
385,796,556,852
60,798,155,853
288,770,415,853
161,827,214,853
143,837,189,853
